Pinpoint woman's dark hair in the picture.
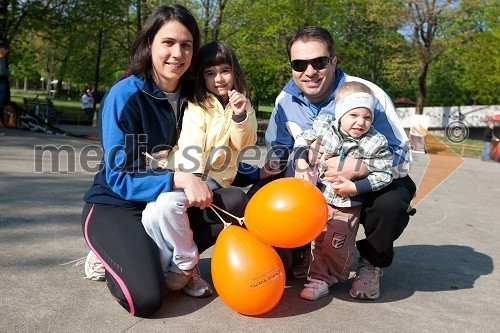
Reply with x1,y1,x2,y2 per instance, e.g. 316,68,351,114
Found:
286,26,335,60
194,41,249,106
129,4,200,84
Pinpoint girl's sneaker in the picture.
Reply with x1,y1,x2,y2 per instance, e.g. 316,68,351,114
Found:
181,266,213,298
164,268,193,291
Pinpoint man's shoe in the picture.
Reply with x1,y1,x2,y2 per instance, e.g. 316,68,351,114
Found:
349,258,382,300
181,266,213,298
84,251,105,281
299,278,330,300
165,268,193,291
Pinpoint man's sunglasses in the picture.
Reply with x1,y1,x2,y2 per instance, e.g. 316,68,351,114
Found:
290,56,332,72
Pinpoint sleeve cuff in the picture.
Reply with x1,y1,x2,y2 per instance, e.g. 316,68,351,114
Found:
354,178,372,195
232,111,247,123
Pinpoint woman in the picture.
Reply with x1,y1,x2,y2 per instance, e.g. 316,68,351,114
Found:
81,4,247,317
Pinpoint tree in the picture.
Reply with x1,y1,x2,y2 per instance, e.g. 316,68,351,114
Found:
449,0,499,105
0,0,70,104
3,0,497,110
319,0,417,102
405,0,457,114
220,0,340,107
64,1,133,100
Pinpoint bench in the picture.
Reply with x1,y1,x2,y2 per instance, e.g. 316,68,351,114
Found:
256,111,271,119
23,97,62,124
256,119,269,146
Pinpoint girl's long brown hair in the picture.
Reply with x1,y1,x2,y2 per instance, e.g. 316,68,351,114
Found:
194,41,249,107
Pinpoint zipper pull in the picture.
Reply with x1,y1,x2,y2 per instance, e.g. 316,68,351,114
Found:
339,148,345,162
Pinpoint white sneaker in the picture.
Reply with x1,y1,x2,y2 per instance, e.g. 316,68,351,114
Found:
84,251,105,281
299,278,330,300
349,258,382,300
181,266,213,298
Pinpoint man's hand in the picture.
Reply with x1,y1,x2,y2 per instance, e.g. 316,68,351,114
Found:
322,155,369,182
260,160,282,179
307,139,324,165
294,159,318,184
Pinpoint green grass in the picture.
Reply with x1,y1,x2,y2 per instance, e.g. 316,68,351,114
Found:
11,89,96,125
258,105,274,112
11,89,275,124
11,88,276,125
434,135,483,157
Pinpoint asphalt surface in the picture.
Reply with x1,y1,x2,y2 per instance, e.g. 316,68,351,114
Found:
0,124,499,333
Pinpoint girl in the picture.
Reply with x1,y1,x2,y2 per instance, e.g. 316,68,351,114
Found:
81,6,248,318
142,41,257,297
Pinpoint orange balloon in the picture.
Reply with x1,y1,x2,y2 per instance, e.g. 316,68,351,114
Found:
211,226,286,316
244,177,328,248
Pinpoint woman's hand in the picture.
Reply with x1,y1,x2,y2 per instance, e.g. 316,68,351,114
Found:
228,90,247,115
173,172,212,209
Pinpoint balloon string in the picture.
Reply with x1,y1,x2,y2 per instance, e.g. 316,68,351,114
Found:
209,206,232,229
210,204,245,227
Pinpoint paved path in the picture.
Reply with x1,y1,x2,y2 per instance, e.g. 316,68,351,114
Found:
0,126,499,332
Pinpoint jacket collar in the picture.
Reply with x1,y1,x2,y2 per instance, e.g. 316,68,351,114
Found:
140,76,192,102
283,68,345,107
141,76,168,99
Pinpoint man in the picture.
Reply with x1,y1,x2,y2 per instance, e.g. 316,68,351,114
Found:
236,26,416,300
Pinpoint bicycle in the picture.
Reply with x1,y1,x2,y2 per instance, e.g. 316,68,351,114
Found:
23,95,61,124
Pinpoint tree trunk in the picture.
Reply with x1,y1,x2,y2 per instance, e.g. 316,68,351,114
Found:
0,38,10,106
93,28,103,111
203,0,210,44
416,62,428,115
212,0,227,41
136,0,142,33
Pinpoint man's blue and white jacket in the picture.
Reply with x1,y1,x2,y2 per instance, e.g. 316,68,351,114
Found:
256,68,412,179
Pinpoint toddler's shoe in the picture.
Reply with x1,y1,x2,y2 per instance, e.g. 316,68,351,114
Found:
299,278,330,300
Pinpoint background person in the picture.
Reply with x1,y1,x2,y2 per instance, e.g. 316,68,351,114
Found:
81,87,94,121
481,122,498,161
0,43,9,112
